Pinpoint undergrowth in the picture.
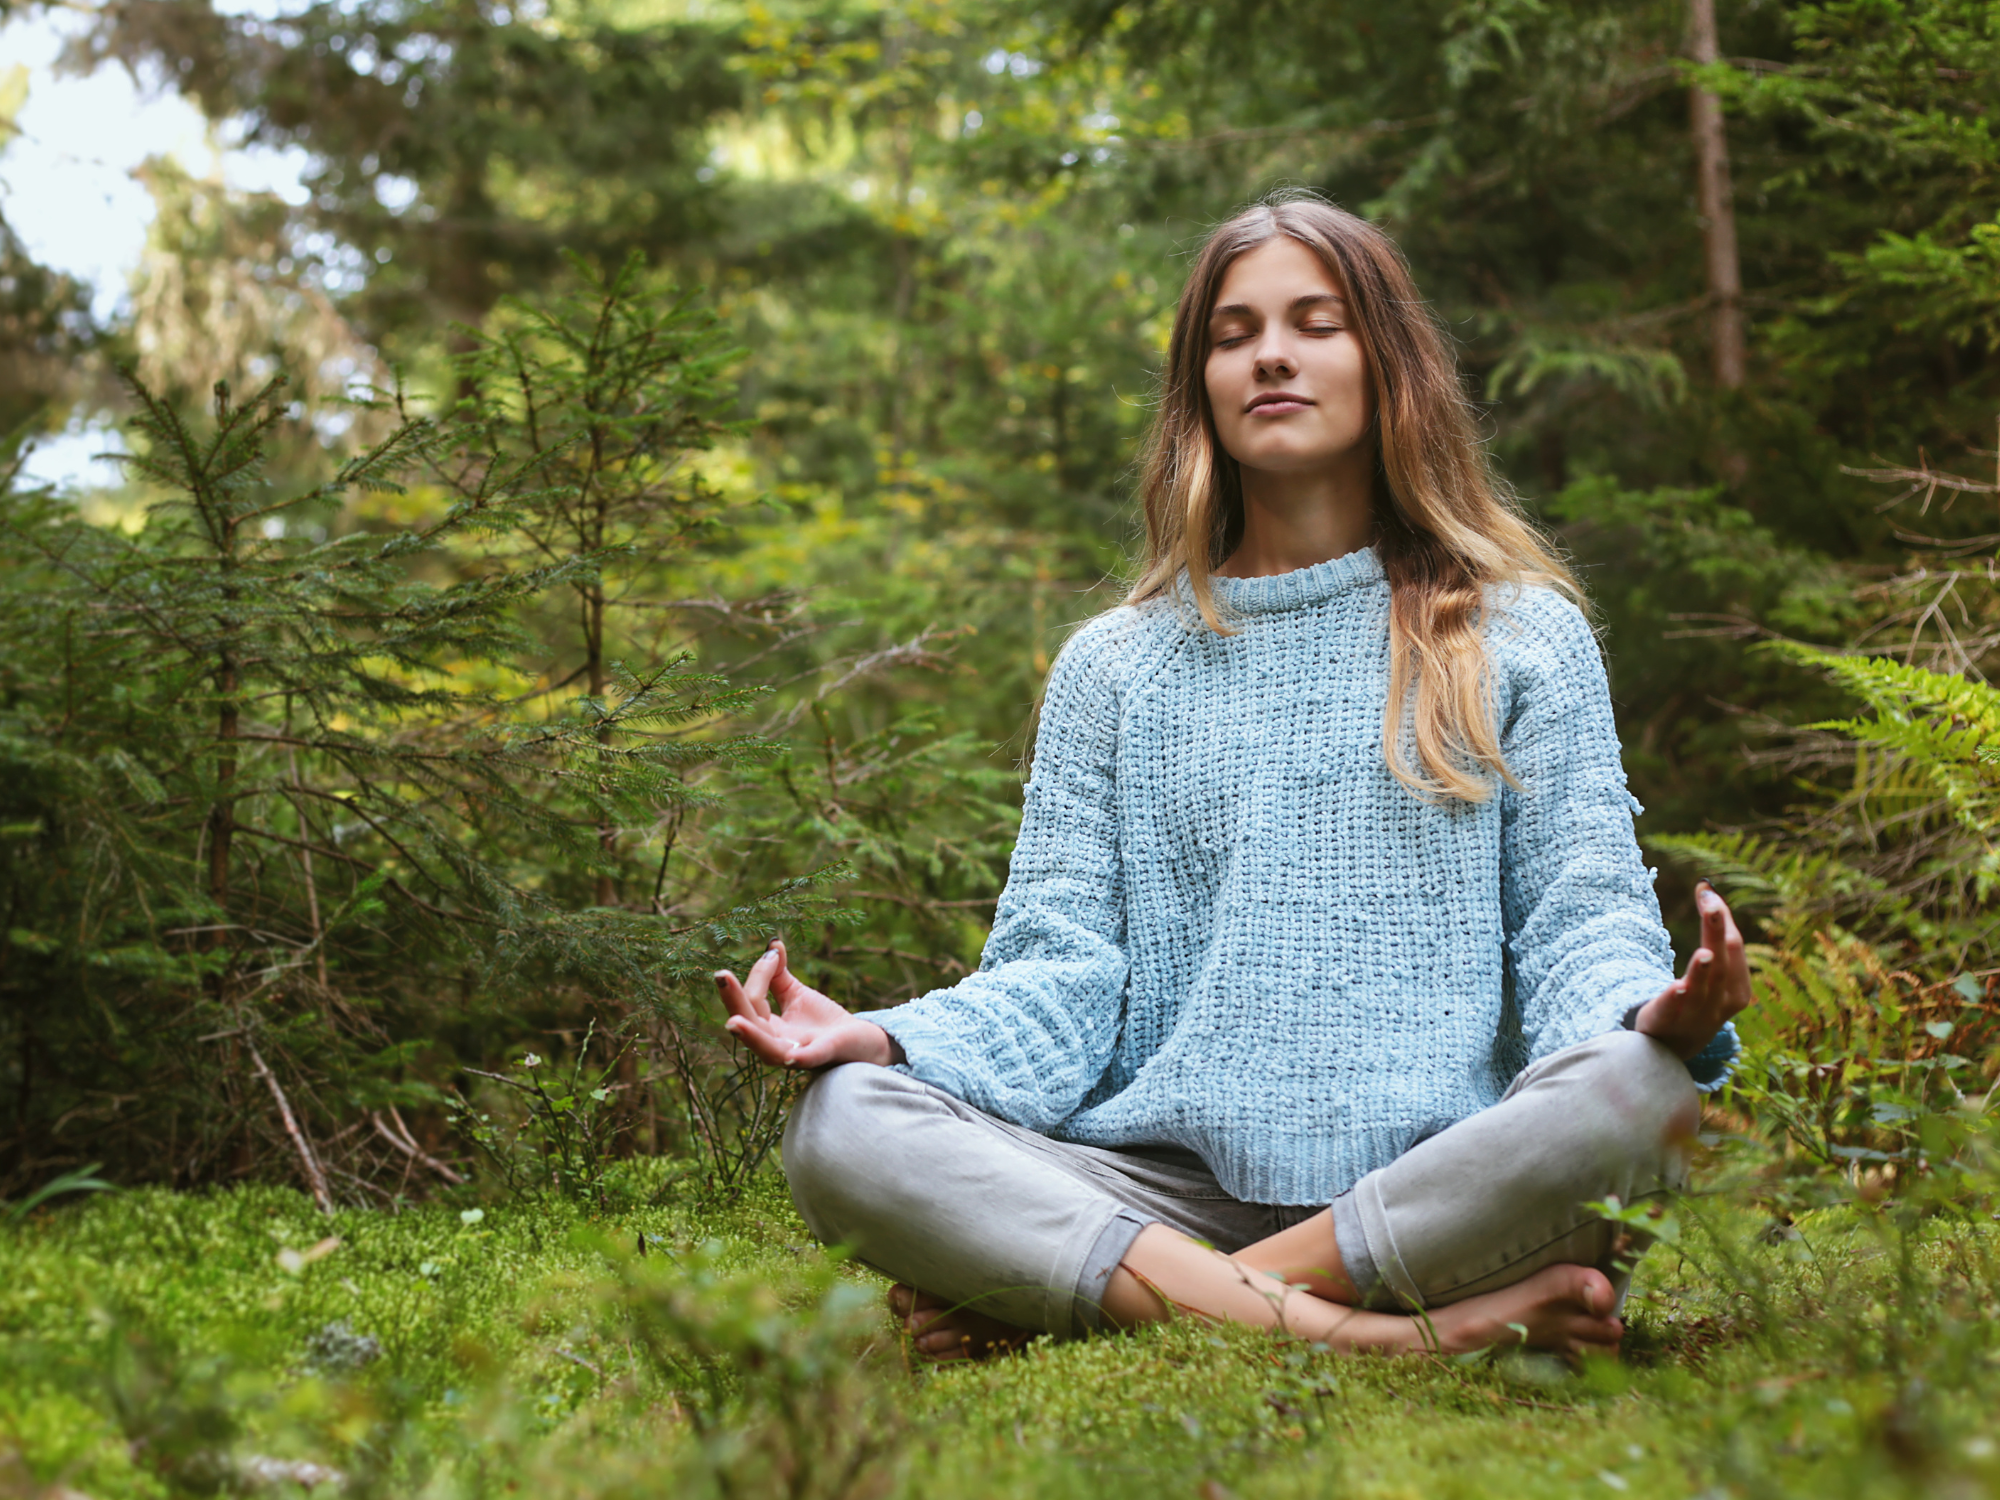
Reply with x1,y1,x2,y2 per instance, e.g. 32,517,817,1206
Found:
2,1147,1996,1500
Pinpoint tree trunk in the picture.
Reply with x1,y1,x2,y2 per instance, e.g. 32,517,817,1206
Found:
588,582,615,908
1688,0,1746,391
209,669,237,918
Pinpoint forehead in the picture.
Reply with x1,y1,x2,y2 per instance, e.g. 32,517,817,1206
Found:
1209,236,1342,314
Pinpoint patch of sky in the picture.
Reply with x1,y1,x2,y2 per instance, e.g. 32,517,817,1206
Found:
16,416,128,497
0,7,316,320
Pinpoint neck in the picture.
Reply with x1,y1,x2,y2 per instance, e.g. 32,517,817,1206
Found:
1217,450,1376,579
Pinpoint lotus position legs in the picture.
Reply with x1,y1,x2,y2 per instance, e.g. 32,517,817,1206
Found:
890,1225,1622,1363
784,1025,1698,1363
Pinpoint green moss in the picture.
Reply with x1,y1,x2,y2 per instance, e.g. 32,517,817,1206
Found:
1,1177,1996,1499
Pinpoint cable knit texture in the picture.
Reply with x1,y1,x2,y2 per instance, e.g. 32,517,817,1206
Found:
870,547,1738,1206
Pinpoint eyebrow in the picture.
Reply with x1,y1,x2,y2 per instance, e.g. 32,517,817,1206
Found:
1208,292,1347,321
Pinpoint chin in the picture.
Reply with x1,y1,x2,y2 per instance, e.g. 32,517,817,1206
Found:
1238,447,1347,474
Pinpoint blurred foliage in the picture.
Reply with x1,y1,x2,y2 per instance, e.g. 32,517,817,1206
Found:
16,0,1996,834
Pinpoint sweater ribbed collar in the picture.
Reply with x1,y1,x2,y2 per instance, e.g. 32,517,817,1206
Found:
1203,545,1384,616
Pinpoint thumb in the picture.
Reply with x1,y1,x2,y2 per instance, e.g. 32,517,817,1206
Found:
768,940,819,1010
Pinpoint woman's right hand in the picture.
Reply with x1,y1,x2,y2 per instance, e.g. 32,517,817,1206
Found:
716,939,897,1070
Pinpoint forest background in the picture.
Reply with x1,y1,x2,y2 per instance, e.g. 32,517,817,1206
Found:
4,1,2000,1496
7,0,1996,1191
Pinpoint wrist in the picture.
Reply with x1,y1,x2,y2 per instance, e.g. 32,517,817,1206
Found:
862,1022,902,1067
1632,997,1707,1061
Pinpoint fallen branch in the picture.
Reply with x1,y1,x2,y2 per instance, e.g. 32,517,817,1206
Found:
246,1038,335,1215
369,1107,466,1186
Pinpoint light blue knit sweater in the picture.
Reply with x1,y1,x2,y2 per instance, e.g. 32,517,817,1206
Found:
871,547,1737,1206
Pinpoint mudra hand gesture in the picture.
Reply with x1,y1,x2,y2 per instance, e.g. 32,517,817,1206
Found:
715,939,896,1069
1631,880,1754,1057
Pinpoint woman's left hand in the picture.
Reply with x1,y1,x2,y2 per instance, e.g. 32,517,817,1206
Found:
1633,880,1754,1059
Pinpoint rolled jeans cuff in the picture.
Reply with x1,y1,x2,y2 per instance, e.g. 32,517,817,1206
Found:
1075,1208,1153,1332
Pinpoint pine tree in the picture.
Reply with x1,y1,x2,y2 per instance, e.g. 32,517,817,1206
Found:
0,311,839,1199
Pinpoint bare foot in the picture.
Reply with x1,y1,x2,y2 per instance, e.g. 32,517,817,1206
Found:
888,1283,1036,1363
1423,1264,1623,1358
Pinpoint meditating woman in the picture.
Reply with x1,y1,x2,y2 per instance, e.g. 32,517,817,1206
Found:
715,191,1750,1362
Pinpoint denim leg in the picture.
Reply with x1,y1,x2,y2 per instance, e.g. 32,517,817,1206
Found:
1332,1029,1699,1311
781,1063,1279,1338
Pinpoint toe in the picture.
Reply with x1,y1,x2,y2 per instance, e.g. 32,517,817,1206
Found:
1574,1267,1614,1318
918,1329,973,1361
1566,1314,1623,1352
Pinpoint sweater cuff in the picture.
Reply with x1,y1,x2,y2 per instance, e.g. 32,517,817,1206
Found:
1620,1005,1741,1093
867,1001,968,1096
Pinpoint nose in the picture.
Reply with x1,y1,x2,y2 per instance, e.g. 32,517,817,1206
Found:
1251,330,1296,380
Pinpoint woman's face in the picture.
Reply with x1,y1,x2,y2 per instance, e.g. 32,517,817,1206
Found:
1202,236,1374,478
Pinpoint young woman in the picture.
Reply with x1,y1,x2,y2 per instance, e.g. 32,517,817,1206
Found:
715,192,1751,1362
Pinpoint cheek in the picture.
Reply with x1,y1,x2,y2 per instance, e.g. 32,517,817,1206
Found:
1204,358,1246,437
1203,356,1235,414
1317,342,1373,428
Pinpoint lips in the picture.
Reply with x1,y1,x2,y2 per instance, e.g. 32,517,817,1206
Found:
1246,392,1313,413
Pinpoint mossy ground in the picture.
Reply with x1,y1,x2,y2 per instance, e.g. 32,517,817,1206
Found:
2,1167,1996,1499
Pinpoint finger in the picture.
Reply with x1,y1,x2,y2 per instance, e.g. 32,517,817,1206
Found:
738,946,784,1012
1708,894,1752,1017
1682,946,1714,993
713,970,761,1022
786,1035,839,1069
722,1013,781,1060
1708,888,1744,950
766,940,817,1012
1696,881,1730,956
715,969,775,1023
723,1014,796,1067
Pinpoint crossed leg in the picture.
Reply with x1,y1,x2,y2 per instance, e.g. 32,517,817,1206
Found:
797,1029,1696,1363
891,1223,1622,1362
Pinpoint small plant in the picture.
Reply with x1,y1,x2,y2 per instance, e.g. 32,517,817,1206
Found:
453,1023,634,1209
596,1235,901,1500
2,1164,116,1226
657,1022,805,1202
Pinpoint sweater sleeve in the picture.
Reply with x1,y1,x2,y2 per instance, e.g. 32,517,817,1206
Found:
1497,591,1740,1090
866,616,1131,1131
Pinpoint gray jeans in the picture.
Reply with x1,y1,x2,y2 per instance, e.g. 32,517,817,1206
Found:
782,1029,1697,1339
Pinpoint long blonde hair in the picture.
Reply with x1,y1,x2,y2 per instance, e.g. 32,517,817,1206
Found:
1127,191,1582,803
